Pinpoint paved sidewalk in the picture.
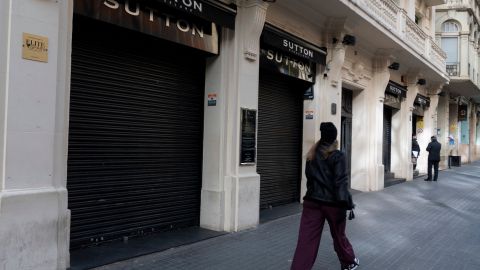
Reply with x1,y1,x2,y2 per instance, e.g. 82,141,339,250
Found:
95,163,480,270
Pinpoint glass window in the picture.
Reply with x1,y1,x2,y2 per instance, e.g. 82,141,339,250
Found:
441,37,458,63
442,21,460,32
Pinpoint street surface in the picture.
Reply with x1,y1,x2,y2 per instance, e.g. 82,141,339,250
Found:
95,163,480,270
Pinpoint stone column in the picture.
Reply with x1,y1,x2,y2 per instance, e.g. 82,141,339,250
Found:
300,32,346,198
350,75,371,191
434,90,450,169
364,55,391,191
460,34,469,77
316,36,346,128
201,27,235,232
392,74,418,180
450,102,460,156
0,0,8,195
201,0,268,233
0,0,72,269
417,86,442,171
430,7,436,39
470,103,477,161
428,93,440,138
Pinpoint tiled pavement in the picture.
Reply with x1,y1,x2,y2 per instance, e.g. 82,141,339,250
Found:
94,163,480,270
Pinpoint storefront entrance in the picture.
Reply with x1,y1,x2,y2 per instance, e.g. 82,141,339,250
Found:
341,88,353,185
257,26,325,209
257,70,305,208
383,81,407,180
68,16,207,249
383,107,393,173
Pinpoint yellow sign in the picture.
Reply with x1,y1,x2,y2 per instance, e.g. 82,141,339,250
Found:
22,33,48,62
450,123,457,133
416,117,424,129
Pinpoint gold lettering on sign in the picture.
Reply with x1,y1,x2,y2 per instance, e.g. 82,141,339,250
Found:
22,33,48,63
75,0,218,54
101,1,206,38
104,0,120,9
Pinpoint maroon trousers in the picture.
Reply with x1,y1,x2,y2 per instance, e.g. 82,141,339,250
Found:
291,200,356,270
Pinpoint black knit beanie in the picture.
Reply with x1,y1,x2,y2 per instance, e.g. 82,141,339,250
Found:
320,122,337,144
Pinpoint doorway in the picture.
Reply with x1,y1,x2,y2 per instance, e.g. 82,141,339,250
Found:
341,88,353,185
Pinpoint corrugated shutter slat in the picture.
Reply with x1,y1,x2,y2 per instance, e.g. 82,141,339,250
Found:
257,71,304,208
383,107,392,172
68,19,205,249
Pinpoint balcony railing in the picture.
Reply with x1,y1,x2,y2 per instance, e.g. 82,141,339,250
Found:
405,16,428,54
352,0,447,73
446,62,459,76
444,0,470,9
430,38,448,71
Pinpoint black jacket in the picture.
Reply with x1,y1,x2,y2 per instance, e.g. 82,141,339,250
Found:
426,139,441,161
304,142,354,209
412,139,420,153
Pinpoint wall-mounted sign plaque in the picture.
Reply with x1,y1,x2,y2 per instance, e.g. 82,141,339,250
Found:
208,93,217,106
260,47,316,83
304,87,314,100
414,94,430,107
22,33,48,62
157,0,236,29
240,108,257,165
75,0,219,54
261,26,326,64
384,93,402,110
385,80,407,98
305,110,314,120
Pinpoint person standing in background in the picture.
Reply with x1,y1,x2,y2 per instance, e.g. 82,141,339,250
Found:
412,135,420,170
425,136,441,181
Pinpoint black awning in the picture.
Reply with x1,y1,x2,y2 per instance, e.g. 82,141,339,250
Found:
261,25,327,65
154,0,236,29
74,1,220,54
385,81,407,98
414,94,430,107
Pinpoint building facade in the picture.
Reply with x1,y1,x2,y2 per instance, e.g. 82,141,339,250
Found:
0,0,448,269
436,0,480,166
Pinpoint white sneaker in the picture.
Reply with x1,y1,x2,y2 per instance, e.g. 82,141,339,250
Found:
342,257,359,270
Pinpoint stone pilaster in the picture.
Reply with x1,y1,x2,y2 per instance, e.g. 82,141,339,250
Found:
417,86,442,172
460,34,469,77
201,0,268,233
363,55,392,191
0,0,8,196
392,73,419,180
470,103,477,161
300,30,347,197
0,0,72,268
316,37,346,131
435,89,450,168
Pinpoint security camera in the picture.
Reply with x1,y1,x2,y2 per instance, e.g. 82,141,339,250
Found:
342,35,356,46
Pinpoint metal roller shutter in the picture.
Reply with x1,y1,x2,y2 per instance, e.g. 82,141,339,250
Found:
68,18,205,248
257,70,305,209
341,89,353,185
383,107,392,172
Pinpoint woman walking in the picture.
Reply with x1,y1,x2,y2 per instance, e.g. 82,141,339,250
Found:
291,122,359,270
